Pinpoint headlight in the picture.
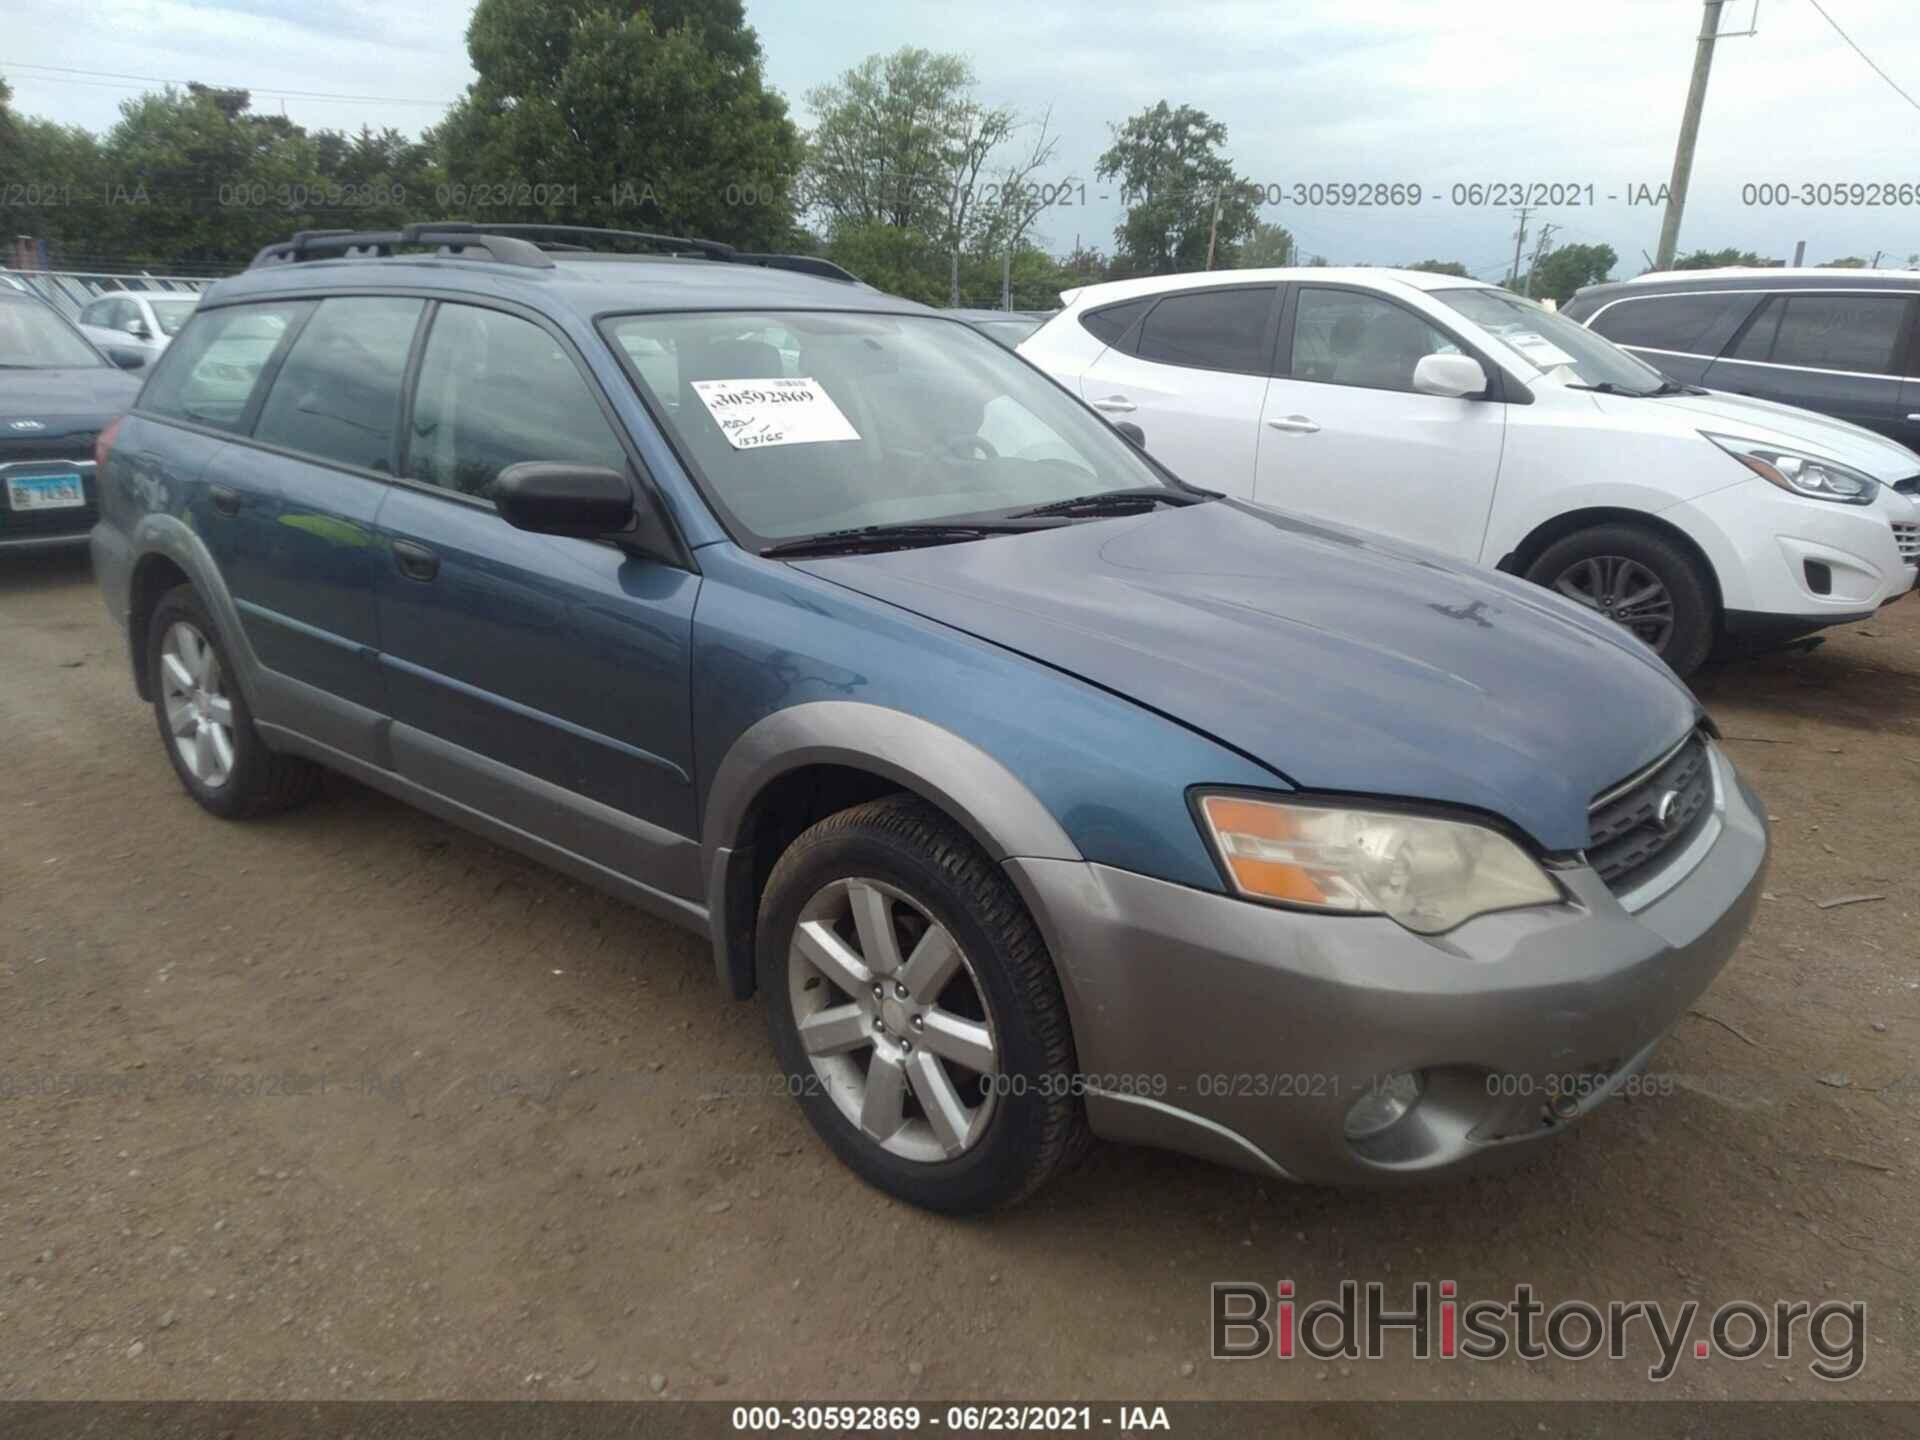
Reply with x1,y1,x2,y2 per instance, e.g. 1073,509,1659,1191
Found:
1194,794,1562,935
1704,432,1879,505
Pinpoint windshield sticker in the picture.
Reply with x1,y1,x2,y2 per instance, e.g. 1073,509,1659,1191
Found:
692,377,861,450
1503,332,1576,368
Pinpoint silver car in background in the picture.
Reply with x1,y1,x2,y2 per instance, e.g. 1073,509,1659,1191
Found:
76,292,200,362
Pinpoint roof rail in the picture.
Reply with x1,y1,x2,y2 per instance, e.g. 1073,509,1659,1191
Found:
245,220,859,283
248,223,556,270
472,224,859,282
733,253,860,283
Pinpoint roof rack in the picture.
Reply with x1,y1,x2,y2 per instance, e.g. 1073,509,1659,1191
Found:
249,223,556,270
246,220,859,283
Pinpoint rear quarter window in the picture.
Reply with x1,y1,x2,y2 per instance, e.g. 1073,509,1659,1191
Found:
1588,292,1752,355
138,301,309,433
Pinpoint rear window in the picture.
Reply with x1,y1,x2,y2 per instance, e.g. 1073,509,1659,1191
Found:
1726,294,1909,375
1588,292,1749,354
1133,287,1274,374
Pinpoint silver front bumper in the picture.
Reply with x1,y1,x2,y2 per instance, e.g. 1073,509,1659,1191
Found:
1006,752,1769,1185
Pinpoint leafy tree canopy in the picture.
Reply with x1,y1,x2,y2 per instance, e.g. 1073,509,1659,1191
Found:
1096,102,1255,274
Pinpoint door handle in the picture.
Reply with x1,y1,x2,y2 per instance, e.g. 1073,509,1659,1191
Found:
208,485,244,517
1266,416,1320,434
1090,396,1137,413
392,539,440,582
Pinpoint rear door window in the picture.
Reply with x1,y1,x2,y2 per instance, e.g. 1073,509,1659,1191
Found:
139,301,310,433
1727,294,1910,375
253,297,425,472
1132,287,1276,374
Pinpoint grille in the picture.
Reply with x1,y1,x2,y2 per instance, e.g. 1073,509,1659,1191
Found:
1894,520,1920,565
1588,733,1714,894
0,434,97,463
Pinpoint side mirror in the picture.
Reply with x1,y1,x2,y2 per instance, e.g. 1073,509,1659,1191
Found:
492,462,635,538
1114,420,1147,450
127,319,151,339
1412,352,1488,399
106,347,147,370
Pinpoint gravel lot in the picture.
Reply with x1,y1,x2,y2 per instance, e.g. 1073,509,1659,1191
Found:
2,548,1915,1402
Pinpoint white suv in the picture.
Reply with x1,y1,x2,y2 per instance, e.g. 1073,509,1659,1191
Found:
1020,269,1920,674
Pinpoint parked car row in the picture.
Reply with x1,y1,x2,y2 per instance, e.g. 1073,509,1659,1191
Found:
85,223,1774,1213
1017,268,1920,675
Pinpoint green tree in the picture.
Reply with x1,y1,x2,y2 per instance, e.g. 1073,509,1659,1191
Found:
1822,256,1869,268
1404,259,1469,277
803,50,1064,304
1238,221,1295,268
435,0,803,248
1096,102,1255,274
1670,247,1775,270
1527,242,1616,304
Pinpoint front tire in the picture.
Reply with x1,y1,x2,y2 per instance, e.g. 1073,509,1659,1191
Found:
757,795,1087,1213
147,584,319,818
1525,524,1715,677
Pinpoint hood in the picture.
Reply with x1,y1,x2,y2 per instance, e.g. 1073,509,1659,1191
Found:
1590,387,1920,482
0,366,142,424
798,501,1700,852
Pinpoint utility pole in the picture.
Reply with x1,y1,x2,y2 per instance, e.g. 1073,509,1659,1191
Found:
1655,0,1727,271
1507,206,1533,287
1525,222,1559,297
1204,187,1223,271
1001,243,1012,311
1791,239,1805,266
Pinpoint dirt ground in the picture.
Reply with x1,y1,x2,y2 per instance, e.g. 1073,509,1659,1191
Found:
1,547,1915,1404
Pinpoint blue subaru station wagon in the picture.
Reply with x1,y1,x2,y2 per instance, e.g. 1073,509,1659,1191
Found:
92,224,1769,1213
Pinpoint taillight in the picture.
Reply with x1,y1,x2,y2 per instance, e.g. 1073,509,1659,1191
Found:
94,415,122,471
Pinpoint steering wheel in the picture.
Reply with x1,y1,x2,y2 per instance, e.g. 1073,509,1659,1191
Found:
947,434,999,461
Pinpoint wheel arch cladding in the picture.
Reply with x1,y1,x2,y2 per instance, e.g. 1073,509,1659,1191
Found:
1500,506,1724,618
128,552,193,700
700,702,1082,1000
125,516,262,709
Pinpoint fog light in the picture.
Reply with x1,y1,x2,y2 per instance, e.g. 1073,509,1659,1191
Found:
1344,1071,1423,1140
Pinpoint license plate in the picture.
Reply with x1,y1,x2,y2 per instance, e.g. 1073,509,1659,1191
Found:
5,474,86,511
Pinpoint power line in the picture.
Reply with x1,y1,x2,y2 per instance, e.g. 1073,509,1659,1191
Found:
1804,0,1920,113
2,61,454,108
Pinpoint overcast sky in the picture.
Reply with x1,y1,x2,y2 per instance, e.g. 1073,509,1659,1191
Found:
6,0,1918,275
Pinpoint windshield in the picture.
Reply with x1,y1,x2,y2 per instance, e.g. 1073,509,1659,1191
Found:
604,310,1172,544
0,300,104,369
1430,287,1670,394
151,299,199,336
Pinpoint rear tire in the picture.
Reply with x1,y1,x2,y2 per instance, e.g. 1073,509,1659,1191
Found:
757,795,1088,1213
147,584,320,819
1525,524,1715,677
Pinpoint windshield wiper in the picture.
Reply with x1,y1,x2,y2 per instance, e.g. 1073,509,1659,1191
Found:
1005,485,1210,520
1566,381,1658,397
760,520,1040,559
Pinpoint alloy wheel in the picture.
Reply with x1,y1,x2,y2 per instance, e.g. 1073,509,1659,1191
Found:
1550,555,1675,652
159,620,236,789
787,877,1000,1163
